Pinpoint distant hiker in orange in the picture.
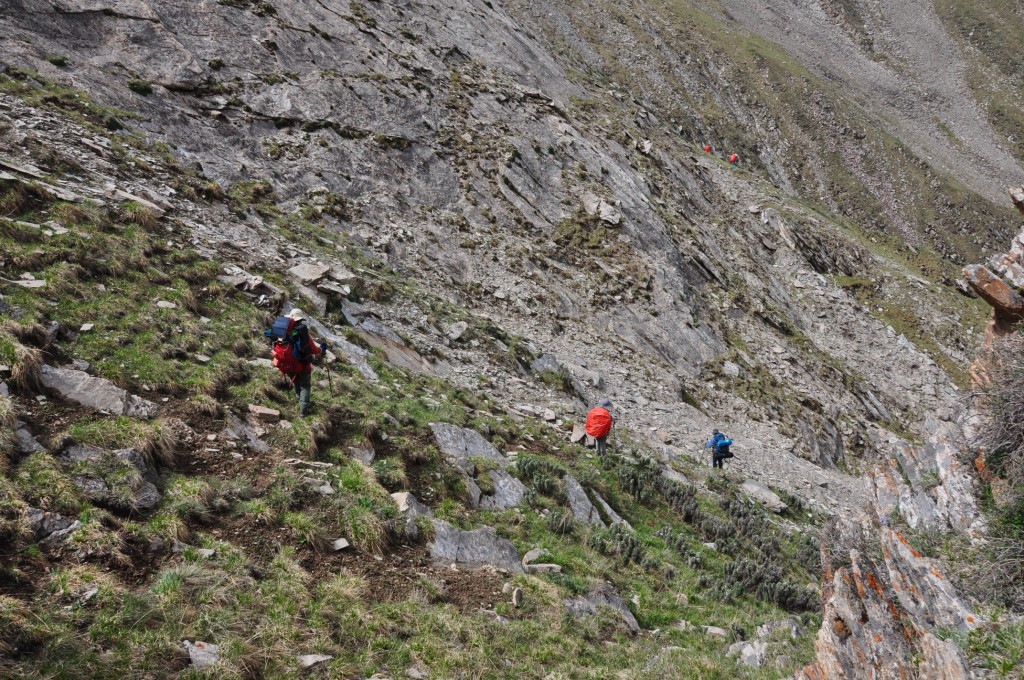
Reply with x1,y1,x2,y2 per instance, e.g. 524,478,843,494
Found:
729,153,739,166
703,144,711,153
585,398,615,456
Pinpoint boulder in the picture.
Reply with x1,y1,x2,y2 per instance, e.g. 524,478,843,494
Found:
391,491,432,536
288,262,330,284
446,321,469,341
430,423,508,469
477,469,526,510
40,365,158,418
427,520,523,573
570,423,587,444
522,548,562,574
739,479,788,513
727,641,767,668
962,264,1024,319
563,583,639,634
27,507,80,546
349,446,376,465
563,475,604,527
14,422,46,455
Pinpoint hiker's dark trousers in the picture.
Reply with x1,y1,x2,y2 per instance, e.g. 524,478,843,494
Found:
596,435,608,456
287,372,312,415
712,454,725,468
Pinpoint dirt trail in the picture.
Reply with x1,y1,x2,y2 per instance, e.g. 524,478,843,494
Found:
717,0,1024,202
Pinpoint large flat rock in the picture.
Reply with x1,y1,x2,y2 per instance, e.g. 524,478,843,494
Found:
428,520,522,573
40,365,158,418
430,423,508,469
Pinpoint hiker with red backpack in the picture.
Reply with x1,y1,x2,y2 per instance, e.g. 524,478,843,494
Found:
267,309,324,417
585,398,616,456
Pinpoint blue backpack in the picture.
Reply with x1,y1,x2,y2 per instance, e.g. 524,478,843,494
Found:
265,316,313,363
715,437,733,458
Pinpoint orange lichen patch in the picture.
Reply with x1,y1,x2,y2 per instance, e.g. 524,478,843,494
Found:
930,567,944,579
833,617,851,639
874,633,882,643
865,571,886,597
893,532,921,558
967,616,975,624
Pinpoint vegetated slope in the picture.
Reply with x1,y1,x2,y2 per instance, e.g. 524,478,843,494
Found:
0,88,826,677
0,0,1016,676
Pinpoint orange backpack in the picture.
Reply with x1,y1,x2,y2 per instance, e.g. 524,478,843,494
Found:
585,407,613,439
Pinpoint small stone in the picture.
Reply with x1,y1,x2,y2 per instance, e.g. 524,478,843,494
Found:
247,404,280,422
704,626,729,639
703,542,716,551
406,668,428,679
316,483,335,496
196,354,211,364
206,434,217,442
297,654,333,669
677,620,693,631
542,409,557,422
196,548,215,559
79,586,99,603
156,300,176,309
676,593,689,607
183,640,219,669
512,588,523,607
79,323,94,333
199,316,211,325
331,538,350,551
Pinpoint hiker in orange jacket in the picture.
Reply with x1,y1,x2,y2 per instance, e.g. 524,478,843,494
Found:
703,144,711,153
729,153,739,166
585,398,615,456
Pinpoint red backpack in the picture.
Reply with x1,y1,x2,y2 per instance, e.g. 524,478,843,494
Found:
272,340,302,375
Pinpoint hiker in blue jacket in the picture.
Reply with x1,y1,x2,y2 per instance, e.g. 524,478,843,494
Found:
705,429,733,468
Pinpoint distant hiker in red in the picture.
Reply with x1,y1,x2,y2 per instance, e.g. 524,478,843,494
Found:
703,144,711,153
585,398,615,457
729,153,739,166
270,308,324,417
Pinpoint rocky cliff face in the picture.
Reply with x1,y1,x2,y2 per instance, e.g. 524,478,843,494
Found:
0,0,1017,677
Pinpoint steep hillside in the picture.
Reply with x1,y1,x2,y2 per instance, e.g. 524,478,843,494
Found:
0,0,1021,677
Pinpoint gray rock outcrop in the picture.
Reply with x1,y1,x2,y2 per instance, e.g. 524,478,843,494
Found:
430,423,524,509
563,475,603,527
739,479,788,513
563,583,640,634
427,520,522,573
40,365,158,418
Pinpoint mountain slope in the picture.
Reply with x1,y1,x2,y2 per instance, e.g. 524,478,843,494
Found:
0,0,1020,677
